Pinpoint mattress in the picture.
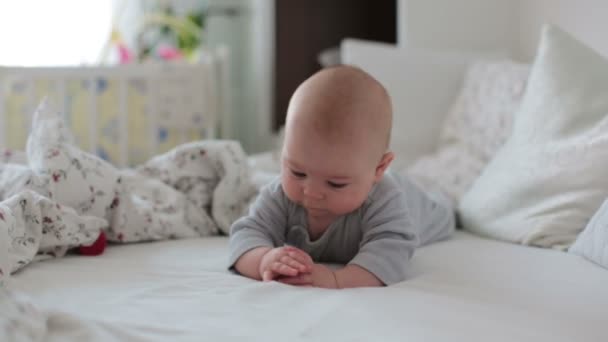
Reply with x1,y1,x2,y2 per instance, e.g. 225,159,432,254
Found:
6,231,607,341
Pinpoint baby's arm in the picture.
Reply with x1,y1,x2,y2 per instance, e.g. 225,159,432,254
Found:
347,175,454,286
279,263,382,288
334,265,383,287
289,188,418,287
228,181,285,278
229,180,312,281
234,246,272,280
347,191,419,286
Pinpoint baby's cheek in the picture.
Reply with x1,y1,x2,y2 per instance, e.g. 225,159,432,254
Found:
332,192,366,214
281,176,300,202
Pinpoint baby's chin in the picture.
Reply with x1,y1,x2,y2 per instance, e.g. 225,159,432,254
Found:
306,207,331,217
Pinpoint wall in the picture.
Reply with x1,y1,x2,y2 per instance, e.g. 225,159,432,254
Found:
398,0,608,62
518,0,608,60
207,0,275,153
247,0,607,153
397,0,518,55
249,0,275,152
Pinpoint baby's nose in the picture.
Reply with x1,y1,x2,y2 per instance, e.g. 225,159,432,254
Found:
303,184,324,200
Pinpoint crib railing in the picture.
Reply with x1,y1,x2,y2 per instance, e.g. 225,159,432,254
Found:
0,48,229,167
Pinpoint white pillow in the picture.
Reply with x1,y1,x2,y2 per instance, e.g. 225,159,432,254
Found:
407,60,529,205
458,25,608,249
341,39,472,169
569,198,608,269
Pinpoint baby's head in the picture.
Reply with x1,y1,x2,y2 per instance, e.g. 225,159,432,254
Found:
281,65,394,219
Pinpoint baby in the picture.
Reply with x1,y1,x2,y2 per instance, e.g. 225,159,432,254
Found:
228,65,454,288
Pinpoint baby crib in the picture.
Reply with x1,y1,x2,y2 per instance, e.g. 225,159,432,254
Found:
0,48,230,167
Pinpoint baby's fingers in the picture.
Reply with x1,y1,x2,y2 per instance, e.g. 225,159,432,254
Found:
262,270,275,282
280,255,310,273
287,252,313,271
271,261,299,277
283,246,313,267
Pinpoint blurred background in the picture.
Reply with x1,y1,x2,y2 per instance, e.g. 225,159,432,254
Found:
0,0,606,159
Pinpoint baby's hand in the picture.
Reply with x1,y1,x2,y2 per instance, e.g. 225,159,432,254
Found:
278,264,339,289
259,246,313,281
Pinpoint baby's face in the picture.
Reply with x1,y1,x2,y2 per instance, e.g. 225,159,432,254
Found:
280,127,379,220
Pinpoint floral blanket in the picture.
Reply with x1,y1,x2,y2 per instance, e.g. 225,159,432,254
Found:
0,99,258,285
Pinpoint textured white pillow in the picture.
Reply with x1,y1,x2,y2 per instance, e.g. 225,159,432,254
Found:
569,198,608,269
407,60,529,205
458,25,608,249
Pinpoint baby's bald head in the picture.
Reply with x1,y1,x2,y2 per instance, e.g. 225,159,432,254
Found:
285,65,392,164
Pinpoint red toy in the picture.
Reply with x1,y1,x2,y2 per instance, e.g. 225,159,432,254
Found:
78,231,107,256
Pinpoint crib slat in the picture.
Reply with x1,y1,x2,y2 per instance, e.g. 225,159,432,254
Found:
148,76,159,158
118,78,128,167
0,54,229,165
180,128,188,144
25,78,35,136
88,76,98,156
201,60,213,139
216,47,232,139
57,79,67,123
0,85,5,147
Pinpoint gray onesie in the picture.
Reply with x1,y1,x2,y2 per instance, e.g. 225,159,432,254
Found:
228,173,455,285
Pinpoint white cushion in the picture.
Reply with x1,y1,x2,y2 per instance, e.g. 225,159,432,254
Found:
341,39,472,169
458,25,608,249
569,198,608,269
407,60,529,205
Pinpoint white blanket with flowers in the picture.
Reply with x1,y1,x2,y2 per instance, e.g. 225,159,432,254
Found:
0,100,257,285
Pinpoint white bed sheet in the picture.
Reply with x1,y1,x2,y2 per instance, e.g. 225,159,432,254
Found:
7,231,608,342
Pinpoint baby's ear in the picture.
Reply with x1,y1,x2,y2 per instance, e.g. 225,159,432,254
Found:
374,152,394,181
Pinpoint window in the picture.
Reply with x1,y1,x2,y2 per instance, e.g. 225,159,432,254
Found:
0,0,112,66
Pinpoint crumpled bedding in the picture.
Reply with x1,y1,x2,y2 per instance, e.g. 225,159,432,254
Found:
0,99,257,284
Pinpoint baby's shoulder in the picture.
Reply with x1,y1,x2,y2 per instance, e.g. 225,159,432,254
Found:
367,172,405,202
361,173,407,214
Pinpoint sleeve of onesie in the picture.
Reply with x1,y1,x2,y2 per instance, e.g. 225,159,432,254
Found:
348,186,420,286
227,179,289,269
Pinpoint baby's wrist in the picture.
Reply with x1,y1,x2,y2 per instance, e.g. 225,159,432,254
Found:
330,269,340,289
257,247,274,277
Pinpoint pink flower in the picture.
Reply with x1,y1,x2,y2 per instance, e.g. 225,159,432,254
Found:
157,44,183,61
117,42,134,64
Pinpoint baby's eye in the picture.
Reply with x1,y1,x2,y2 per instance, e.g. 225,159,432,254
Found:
327,181,348,189
291,170,306,178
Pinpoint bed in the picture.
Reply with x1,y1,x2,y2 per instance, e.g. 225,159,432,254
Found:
3,16,608,342
6,231,607,341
